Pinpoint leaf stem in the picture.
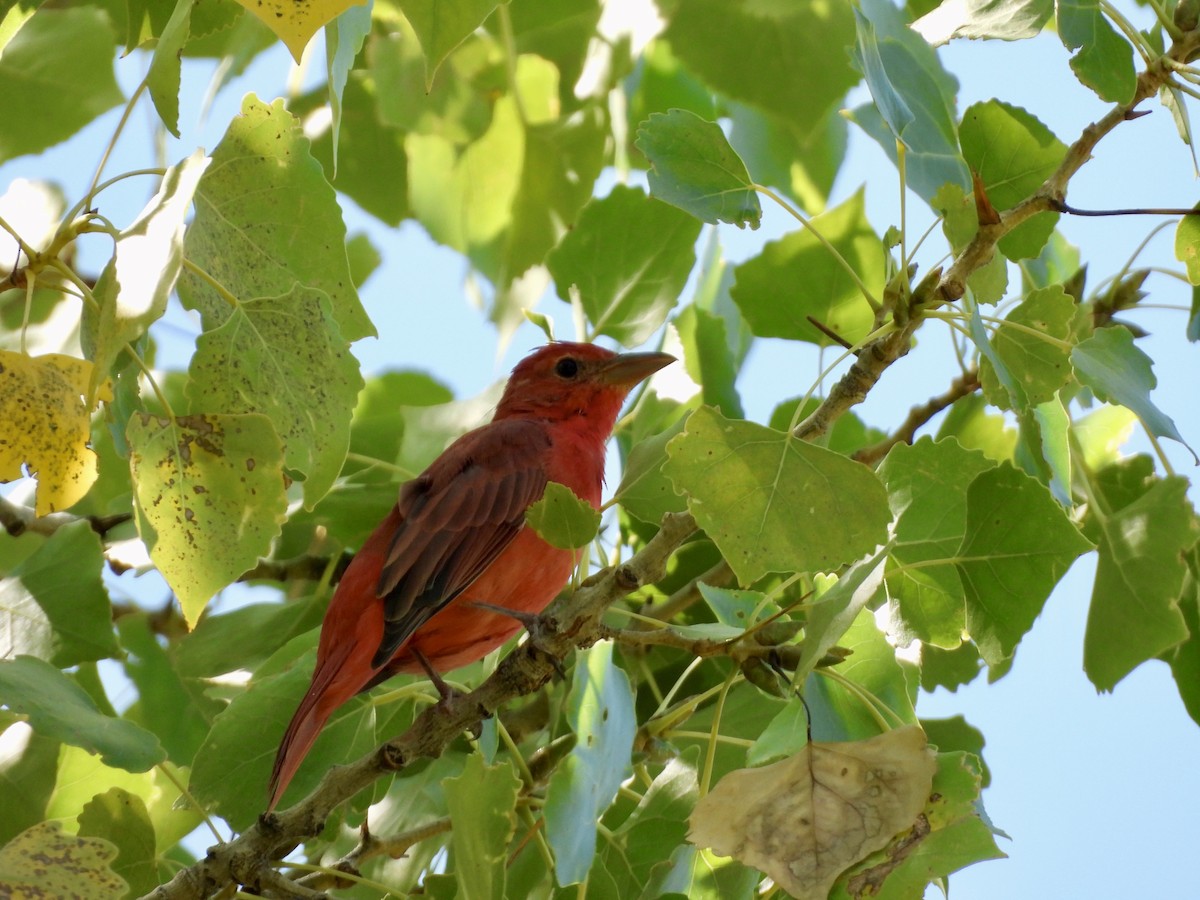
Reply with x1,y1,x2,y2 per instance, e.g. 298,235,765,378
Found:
156,762,227,844
85,75,150,215
698,671,735,798
755,184,882,311
181,258,240,308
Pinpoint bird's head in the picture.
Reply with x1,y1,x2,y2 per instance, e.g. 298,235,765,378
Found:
494,342,675,429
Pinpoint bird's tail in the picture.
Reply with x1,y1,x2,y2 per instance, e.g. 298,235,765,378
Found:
268,644,368,811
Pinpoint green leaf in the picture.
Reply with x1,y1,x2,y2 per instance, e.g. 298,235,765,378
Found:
0,8,123,162
879,437,996,647
730,189,885,346
850,0,969,201
1072,326,1196,460
727,101,847,216
546,184,701,345
188,639,392,828
675,305,743,417
794,546,891,683
912,0,1053,44
614,418,690,525
660,0,858,136
0,822,126,899
145,0,190,137
635,109,761,229
978,286,1077,410
174,592,327,679
179,95,373,342
0,656,164,772
609,751,699,884
1174,206,1200,285
443,754,520,900
1057,0,1137,103
664,406,892,585
936,392,1017,462
957,464,1093,664
127,413,288,628
805,607,917,741
301,73,410,226
77,788,158,899
84,151,209,391
525,481,601,550
0,522,118,667
930,182,1008,303
920,716,990,787
920,642,983,693
626,39,718,131
545,642,636,885
1164,547,1200,726
397,0,500,89
324,3,373,173
0,723,58,846
117,615,216,766
959,100,1066,259
747,697,809,766
186,286,363,509
1084,475,1195,691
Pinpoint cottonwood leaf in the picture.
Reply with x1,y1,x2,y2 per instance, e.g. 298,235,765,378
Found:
878,437,995,647
613,417,689,525
0,8,122,162
546,184,701,346
730,189,884,346
397,0,499,89
0,656,164,773
145,0,190,136
545,642,637,885
978,286,1076,410
0,522,118,667
234,0,366,62
1057,0,1136,103
1175,206,1200,285
636,109,762,229
127,413,287,628
85,150,209,390
77,788,158,899
443,754,520,900
179,95,372,342
525,481,600,550
913,0,1053,44
959,101,1066,259
1084,475,1195,691
957,464,1093,665
1072,325,1197,461
664,406,891,585
689,725,937,900
0,352,110,516
187,286,363,509
661,0,858,136
0,822,126,899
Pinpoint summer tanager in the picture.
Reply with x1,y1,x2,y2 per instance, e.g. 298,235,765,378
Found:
268,341,674,809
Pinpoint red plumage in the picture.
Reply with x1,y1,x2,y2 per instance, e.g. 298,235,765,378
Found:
267,342,673,809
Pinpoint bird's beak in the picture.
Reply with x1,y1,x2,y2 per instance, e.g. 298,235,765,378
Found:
596,351,676,386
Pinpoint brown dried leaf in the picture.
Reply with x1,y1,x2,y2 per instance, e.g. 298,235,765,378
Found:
688,725,937,899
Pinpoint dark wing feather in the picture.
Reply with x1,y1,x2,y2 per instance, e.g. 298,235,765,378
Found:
370,419,551,668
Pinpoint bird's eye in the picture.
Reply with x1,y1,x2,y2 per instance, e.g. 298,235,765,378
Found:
554,357,579,379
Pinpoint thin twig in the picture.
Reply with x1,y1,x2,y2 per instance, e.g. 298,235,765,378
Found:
854,367,981,465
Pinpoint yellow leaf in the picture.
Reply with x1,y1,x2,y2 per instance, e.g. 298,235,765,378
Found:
688,725,937,900
0,351,110,516
0,821,127,897
234,0,368,62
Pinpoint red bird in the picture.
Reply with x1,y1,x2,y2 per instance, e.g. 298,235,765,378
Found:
268,342,673,809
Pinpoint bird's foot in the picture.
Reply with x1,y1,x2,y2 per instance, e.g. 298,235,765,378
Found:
410,647,462,706
465,601,567,679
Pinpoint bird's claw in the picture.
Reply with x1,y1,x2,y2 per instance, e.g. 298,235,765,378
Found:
466,601,566,679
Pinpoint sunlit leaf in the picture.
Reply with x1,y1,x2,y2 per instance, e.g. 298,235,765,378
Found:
664,406,891,584
127,413,288,627
1057,0,1136,103
689,725,937,900
77,788,158,899
234,0,366,62
525,481,600,550
0,352,110,515
730,189,884,346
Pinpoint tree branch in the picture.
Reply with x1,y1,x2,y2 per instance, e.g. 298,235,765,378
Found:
141,511,698,900
853,366,981,466
0,493,131,539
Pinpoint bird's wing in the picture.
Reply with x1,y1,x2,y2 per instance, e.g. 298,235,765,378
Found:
371,418,551,667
